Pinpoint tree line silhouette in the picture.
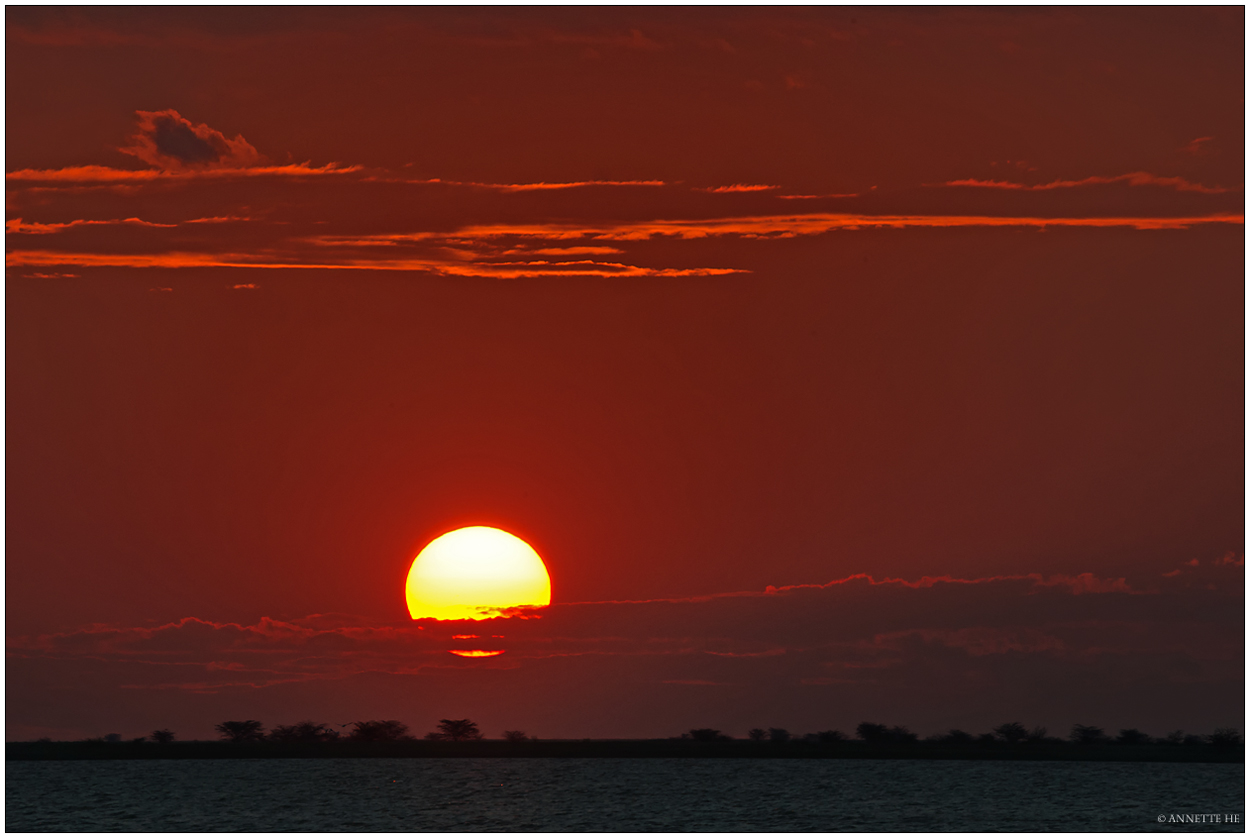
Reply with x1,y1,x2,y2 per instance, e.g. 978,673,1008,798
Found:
683,722,1242,747
207,718,519,744
64,719,1239,748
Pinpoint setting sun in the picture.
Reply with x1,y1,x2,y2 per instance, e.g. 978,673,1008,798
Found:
405,526,551,621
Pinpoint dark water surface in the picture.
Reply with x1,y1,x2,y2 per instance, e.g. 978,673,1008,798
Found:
6,758,1244,831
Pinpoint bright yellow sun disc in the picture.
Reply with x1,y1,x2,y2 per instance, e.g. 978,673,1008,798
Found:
405,526,551,620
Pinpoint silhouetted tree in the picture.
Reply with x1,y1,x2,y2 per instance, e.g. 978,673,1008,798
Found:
688,728,730,742
348,720,410,742
768,728,791,743
1115,729,1151,745
747,728,767,742
856,723,916,744
856,723,889,743
151,729,175,744
1208,728,1242,748
943,729,974,744
426,719,483,741
1163,730,1185,745
268,721,339,743
502,730,529,742
890,726,918,743
1069,724,1109,745
1026,726,1049,743
815,730,847,744
216,720,265,743
994,722,1028,744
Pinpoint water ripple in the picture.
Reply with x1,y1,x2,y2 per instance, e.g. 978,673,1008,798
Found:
6,758,1243,832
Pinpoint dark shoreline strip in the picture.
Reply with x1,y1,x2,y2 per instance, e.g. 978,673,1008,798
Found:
6,741,1243,763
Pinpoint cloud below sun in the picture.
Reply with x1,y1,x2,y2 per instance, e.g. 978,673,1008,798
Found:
8,558,1239,700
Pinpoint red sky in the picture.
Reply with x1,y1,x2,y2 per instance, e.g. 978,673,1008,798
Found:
6,7,1243,741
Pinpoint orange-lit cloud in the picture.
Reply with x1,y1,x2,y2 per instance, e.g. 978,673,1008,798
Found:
185,215,252,224
943,171,1236,194
9,171,1240,280
6,216,176,234
480,179,665,192
6,162,360,183
520,247,625,256
385,177,666,191
7,251,246,269
119,109,262,170
5,249,747,279
321,212,1242,249
696,184,779,193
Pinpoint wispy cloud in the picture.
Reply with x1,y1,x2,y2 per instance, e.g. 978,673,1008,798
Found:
184,215,253,224
563,571,1139,608
519,246,625,256
385,177,666,192
1180,137,1214,155
776,192,860,200
6,216,176,234
942,171,1238,194
5,249,746,278
7,108,1241,283
696,183,779,193
774,571,1136,596
481,179,666,192
871,626,1066,656
14,210,1233,278
314,212,1243,249
6,162,360,183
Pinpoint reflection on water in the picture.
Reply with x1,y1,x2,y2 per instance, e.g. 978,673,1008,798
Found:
6,757,1244,832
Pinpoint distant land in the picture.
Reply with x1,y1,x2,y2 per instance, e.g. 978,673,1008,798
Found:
8,739,1241,763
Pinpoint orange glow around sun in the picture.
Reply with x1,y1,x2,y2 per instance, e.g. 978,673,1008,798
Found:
405,526,551,621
